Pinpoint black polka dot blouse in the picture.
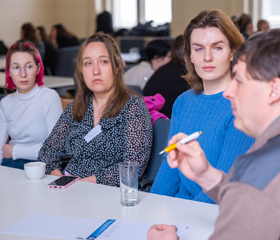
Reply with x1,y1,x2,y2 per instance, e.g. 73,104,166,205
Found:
38,94,153,187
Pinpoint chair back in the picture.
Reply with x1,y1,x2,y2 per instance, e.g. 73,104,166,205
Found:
127,84,143,96
55,46,80,77
60,98,73,110
146,118,170,182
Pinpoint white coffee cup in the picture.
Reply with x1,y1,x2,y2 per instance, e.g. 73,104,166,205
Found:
24,162,46,180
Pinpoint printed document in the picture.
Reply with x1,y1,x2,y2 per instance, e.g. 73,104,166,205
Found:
1,214,192,240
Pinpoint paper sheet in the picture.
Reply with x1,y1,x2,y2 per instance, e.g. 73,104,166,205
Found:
1,214,192,240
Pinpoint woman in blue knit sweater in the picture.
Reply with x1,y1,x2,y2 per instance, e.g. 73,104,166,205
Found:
151,9,254,203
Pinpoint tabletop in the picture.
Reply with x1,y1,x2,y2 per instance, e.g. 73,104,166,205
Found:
0,72,75,90
0,166,219,240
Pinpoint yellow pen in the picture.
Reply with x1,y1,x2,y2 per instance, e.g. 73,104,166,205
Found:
159,131,202,155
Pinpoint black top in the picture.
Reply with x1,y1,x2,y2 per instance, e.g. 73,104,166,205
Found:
42,41,58,75
143,61,190,118
56,36,80,48
38,94,152,187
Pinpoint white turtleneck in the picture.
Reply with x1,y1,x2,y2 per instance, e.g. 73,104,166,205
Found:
0,84,63,162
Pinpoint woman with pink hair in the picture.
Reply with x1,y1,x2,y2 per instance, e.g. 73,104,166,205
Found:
0,42,62,169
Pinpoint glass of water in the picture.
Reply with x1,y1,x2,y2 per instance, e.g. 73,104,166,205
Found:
119,162,138,207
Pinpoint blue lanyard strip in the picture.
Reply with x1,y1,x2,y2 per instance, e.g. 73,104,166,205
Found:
86,219,116,239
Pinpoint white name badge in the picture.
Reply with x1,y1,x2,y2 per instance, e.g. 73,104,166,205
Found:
84,124,102,143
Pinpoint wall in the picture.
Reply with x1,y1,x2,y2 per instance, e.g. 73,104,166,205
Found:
0,0,254,47
170,0,245,37
0,0,96,46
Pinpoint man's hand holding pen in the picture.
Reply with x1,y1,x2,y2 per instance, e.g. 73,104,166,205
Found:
166,132,223,192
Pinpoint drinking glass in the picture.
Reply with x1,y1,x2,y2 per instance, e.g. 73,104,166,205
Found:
119,162,138,207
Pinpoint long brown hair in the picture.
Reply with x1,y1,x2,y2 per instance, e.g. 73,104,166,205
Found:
183,9,244,93
73,32,130,122
170,35,184,65
21,23,41,44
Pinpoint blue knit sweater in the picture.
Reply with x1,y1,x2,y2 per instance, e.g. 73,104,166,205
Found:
151,90,254,204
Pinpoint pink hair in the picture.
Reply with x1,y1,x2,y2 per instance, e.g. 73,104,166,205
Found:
5,41,45,90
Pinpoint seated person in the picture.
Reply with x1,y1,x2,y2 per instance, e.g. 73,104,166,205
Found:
38,32,153,186
124,39,171,90
150,9,254,204
19,22,45,59
236,13,254,40
37,26,58,75
0,40,8,55
148,27,280,240
257,19,270,32
143,35,190,118
0,42,63,170
50,24,80,49
95,11,114,36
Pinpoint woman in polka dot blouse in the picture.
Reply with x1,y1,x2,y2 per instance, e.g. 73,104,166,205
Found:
38,32,153,187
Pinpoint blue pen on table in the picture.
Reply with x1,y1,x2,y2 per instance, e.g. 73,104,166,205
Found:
159,131,202,155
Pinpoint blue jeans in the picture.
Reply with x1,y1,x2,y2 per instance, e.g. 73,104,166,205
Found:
2,158,33,170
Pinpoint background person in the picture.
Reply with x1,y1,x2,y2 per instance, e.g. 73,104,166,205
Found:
19,22,45,59
50,24,80,48
124,38,172,90
37,26,58,75
95,11,114,36
38,32,152,186
257,19,270,32
143,35,190,118
0,40,8,55
235,13,254,39
151,9,254,203
147,28,280,240
0,42,62,169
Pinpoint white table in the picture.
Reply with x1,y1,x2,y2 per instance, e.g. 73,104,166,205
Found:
0,72,75,92
0,166,218,240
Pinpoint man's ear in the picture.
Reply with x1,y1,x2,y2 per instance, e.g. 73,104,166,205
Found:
153,55,159,60
268,77,280,104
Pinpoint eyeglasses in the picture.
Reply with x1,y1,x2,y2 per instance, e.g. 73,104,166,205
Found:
10,63,38,76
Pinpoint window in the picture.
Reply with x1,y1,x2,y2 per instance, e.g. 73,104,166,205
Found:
144,0,172,26
113,0,137,29
112,0,172,29
262,0,280,28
